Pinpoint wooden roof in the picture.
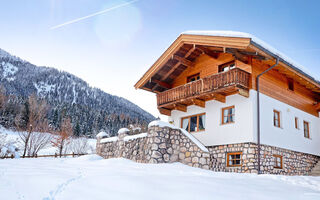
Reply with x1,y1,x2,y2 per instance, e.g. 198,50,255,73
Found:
135,33,320,94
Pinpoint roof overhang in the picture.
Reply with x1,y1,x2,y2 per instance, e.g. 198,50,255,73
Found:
135,32,320,94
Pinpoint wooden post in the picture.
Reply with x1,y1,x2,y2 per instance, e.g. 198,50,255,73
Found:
11,154,14,159
72,152,75,157
55,153,57,158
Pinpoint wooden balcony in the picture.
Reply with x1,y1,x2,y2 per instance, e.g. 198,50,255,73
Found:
157,68,250,115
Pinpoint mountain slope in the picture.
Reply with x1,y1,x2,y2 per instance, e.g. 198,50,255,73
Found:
0,48,155,136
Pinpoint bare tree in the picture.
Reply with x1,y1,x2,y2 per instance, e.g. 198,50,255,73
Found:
16,94,51,157
68,137,90,154
52,117,73,157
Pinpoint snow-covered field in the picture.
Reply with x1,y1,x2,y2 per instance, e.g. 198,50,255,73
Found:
0,155,319,200
0,125,96,155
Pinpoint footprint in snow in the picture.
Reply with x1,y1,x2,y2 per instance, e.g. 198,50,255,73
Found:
42,171,83,200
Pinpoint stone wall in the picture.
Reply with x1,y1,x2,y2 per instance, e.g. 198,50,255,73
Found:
208,143,319,175
97,124,210,168
97,124,319,175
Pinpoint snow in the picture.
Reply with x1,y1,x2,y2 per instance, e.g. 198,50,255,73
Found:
124,132,148,141
72,85,77,104
1,61,18,81
118,127,130,134
148,120,209,152
96,131,108,138
100,136,118,143
182,30,320,82
0,125,96,155
34,81,56,95
0,156,319,200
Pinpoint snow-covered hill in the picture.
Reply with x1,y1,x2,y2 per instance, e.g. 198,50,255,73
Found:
0,48,155,136
0,156,319,200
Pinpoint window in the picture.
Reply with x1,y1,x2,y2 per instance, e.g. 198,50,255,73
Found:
273,155,283,169
218,61,236,73
187,73,200,83
303,121,310,138
273,110,281,128
181,113,206,133
295,117,299,129
288,78,294,91
222,106,235,124
227,152,242,167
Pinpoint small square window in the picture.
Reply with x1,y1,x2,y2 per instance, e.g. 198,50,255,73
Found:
273,155,283,169
227,152,242,167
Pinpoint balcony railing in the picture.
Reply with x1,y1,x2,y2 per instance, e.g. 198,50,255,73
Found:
157,68,250,106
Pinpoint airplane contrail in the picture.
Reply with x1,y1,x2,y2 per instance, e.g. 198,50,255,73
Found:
50,0,139,30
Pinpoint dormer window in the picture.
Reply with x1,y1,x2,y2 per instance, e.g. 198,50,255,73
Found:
218,61,236,73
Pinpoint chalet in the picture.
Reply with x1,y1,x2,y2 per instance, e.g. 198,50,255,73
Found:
134,31,320,175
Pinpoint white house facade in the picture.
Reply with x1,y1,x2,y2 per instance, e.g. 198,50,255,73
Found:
169,90,320,156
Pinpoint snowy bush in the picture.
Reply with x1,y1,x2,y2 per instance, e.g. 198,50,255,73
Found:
68,137,90,154
0,132,18,158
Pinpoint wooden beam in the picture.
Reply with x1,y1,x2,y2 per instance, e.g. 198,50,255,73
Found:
173,103,187,112
151,46,197,91
192,98,205,108
196,46,220,59
184,45,196,58
314,102,320,111
151,78,171,89
212,94,226,103
238,88,249,98
226,48,248,64
173,55,195,67
158,108,171,116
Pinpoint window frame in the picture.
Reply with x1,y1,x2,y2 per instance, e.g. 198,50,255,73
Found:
226,152,242,167
221,106,235,125
181,113,206,133
187,73,200,83
273,154,283,169
303,121,310,138
273,110,281,128
218,61,236,73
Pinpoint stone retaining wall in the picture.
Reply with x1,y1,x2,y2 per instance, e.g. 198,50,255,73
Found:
208,143,319,175
97,124,319,175
97,125,210,168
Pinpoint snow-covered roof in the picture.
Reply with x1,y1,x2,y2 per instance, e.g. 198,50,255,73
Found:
182,30,320,84
96,131,108,138
148,120,209,152
118,128,130,134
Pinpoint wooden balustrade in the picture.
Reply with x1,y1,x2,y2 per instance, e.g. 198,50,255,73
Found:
157,68,250,106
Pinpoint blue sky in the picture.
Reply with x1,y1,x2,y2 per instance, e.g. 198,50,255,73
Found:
0,0,320,118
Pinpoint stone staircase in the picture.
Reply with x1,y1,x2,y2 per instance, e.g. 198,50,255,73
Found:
309,161,320,176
